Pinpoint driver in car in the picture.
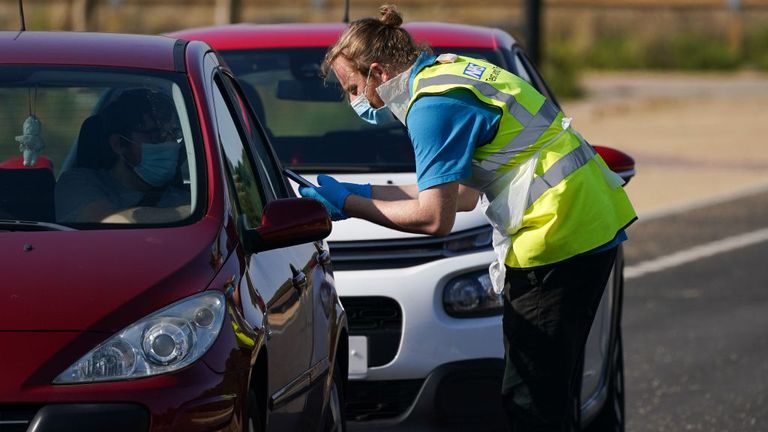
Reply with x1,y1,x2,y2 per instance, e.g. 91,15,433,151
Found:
56,89,190,224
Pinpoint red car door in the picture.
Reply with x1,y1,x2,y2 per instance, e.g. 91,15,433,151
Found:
221,70,339,427
208,57,316,429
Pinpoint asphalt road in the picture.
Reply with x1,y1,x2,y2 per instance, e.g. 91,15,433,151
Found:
622,189,768,432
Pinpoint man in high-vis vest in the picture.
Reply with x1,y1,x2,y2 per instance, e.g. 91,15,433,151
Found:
299,5,637,431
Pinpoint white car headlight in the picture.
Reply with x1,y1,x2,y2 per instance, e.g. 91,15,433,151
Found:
54,291,226,384
443,270,502,318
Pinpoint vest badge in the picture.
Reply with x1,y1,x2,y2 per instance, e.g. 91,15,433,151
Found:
463,63,486,80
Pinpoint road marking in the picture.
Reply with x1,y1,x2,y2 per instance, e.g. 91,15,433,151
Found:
625,227,768,279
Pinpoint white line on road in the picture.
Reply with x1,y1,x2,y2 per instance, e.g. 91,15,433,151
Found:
625,227,768,279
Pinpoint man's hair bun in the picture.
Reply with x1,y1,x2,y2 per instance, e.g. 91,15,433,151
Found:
378,4,403,28
322,3,428,78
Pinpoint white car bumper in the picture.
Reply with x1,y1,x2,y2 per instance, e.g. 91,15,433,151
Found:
334,248,503,381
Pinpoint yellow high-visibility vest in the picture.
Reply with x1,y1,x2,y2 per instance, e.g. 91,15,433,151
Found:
407,55,637,268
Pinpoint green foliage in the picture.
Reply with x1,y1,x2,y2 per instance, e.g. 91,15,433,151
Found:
539,26,768,99
585,35,647,69
541,44,584,100
649,34,740,70
744,27,768,71
579,31,742,71
754,54,768,71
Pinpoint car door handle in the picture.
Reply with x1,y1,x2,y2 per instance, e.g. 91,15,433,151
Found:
318,250,331,266
290,264,308,291
314,243,331,266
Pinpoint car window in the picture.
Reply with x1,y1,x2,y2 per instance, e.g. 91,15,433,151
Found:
212,73,266,229
511,54,534,85
218,73,287,199
510,48,560,109
0,67,201,227
221,47,505,174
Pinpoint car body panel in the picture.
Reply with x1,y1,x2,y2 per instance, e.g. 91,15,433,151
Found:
0,222,221,332
171,22,511,51
0,31,179,71
335,250,502,380
0,31,345,432
193,49,329,430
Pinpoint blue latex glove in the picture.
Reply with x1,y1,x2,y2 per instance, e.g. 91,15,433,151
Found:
340,181,373,199
298,174,351,221
299,186,347,221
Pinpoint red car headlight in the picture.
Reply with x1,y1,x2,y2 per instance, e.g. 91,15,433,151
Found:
54,291,225,384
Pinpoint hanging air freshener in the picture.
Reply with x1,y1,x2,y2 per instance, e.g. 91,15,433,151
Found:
15,88,45,167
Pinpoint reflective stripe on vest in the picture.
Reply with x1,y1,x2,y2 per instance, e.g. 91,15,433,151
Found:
478,101,559,173
415,75,535,124
413,71,563,195
527,141,596,207
414,76,560,175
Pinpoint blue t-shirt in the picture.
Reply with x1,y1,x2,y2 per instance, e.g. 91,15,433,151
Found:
403,53,625,251
407,89,499,191
406,54,499,191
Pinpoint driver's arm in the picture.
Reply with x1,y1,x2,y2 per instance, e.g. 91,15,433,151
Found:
100,205,191,224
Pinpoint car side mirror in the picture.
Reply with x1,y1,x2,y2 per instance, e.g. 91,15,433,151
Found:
593,145,636,185
246,198,332,253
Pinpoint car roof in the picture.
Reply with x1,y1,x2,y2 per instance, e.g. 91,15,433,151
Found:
0,31,185,71
170,21,516,51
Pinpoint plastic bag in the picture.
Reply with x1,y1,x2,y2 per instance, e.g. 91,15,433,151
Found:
480,153,537,294
599,162,626,189
481,117,575,293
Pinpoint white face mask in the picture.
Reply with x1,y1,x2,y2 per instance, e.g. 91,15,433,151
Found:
375,65,414,125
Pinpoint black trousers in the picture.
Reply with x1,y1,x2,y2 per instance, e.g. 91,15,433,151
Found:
501,247,618,432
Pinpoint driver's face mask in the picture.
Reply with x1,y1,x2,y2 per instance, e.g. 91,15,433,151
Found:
121,135,182,187
134,141,182,187
350,68,397,126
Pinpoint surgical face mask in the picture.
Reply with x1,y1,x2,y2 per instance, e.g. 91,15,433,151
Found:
375,67,413,126
350,69,398,126
132,141,182,187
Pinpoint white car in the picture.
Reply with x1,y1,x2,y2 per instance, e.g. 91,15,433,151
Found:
174,20,634,432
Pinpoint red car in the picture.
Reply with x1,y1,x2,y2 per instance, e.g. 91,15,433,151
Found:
173,22,634,432
0,31,347,432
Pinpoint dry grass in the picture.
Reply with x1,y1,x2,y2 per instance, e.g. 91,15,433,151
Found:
3,0,767,36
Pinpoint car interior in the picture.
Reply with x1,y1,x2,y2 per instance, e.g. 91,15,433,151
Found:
0,79,197,226
0,154,56,221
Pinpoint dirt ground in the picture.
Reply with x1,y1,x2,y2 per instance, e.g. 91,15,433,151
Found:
561,71,768,218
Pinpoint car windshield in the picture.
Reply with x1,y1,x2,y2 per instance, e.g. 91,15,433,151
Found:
0,67,202,229
221,47,506,173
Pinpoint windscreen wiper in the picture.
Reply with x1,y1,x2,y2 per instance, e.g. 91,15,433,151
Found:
0,219,75,232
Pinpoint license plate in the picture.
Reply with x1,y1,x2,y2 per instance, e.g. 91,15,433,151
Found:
348,335,368,379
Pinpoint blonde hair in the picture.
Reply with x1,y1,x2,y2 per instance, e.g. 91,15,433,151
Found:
322,4,429,77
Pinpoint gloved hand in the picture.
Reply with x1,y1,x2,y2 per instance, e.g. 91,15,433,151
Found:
298,174,351,221
340,181,373,199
